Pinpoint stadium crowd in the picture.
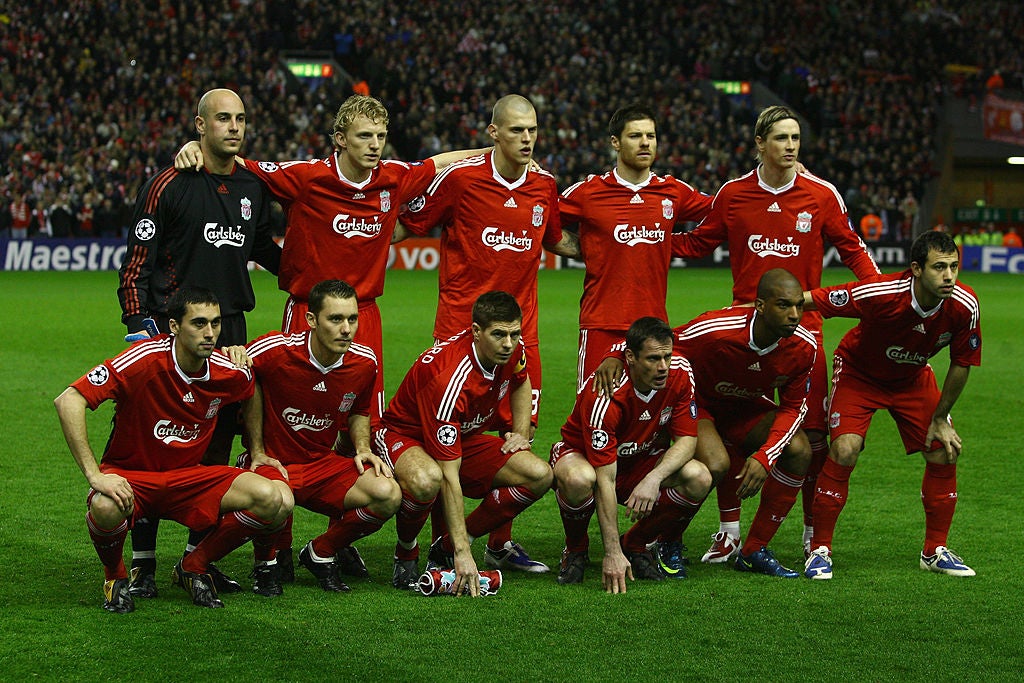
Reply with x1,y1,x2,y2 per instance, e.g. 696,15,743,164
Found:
3,1,1023,239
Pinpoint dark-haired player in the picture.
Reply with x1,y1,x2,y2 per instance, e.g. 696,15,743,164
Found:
559,103,711,390
803,231,981,580
552,317,707,592
55,287,292,612
242,279,399,595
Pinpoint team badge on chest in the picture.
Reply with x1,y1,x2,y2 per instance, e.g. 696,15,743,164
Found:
532,205,544,227
380,190,391,212
662,198,674,220
240,197,252,221
795,211,812,233
205,397,222,420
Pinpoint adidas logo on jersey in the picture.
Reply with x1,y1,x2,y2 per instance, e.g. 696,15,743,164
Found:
913,323,926,334
503,197,518,208
630,194,643,204
747,362,761,371
183,391,195,403
217,184,229,195
313,381,327,392
353,192,366,199
639,410,652,421
767,202,781,213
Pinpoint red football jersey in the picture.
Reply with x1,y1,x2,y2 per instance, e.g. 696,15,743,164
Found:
400,152,563,343
71,336,254,472
675,308,817,468
560,169,711,330
380,330,529,461
241,155,436,301
812,271,982,385
559,356,697,468
246,331,377,464
673,168,879,329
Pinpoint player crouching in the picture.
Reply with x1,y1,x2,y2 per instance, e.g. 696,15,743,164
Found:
55,287,293,612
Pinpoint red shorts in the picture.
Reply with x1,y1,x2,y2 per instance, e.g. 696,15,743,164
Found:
549,440,661,504
284,295,385,421
377,429,514,499
94,464,244,532
828,356,944,454
577,329,625,394
698,397,777,450
237,452,358,517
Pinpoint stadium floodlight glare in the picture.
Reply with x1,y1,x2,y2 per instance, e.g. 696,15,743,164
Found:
1008,157,1024,165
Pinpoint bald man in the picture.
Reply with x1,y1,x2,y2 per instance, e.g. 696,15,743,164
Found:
396,94,579,574
117,87,282,598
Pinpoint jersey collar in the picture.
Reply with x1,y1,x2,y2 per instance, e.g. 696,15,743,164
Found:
612,167,653,192
747,310,781,355
755,165,796,195
306,332,346,373
490,152,528,192
171,337,211,384
910,276,944,318
334,152,376,190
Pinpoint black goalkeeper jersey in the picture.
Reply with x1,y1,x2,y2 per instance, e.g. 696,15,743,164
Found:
117,164,281,331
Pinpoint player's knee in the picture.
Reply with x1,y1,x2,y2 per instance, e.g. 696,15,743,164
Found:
366,475,402,510
399,457,442,501
782,433,812,474
89,494,129,527
681,460,713,498
554,462,596,500
829,437,860,467
521,455,553,493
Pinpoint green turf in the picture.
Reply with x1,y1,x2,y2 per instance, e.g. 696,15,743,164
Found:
1,267,1021,681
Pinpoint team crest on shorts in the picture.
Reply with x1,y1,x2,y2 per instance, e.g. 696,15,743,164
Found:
969,333,980,350
134,218,156,241
532,205,544,227
205,397,222,420
828,290,850,307
380,190,391,212
436,424,458,447
87,365,109,386
661,198,674,220
240,197,252,221
829,411,841,429
795,211,813,233
591,429,609,450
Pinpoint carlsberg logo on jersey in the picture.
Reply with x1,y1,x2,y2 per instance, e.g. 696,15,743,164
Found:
748,234,800,258
204,223,246,248
482,227,533,252
333,213,383,239
153,420,201,444
885,346,929,365
282,408,335,432
714,381,764,399
614,224,666,246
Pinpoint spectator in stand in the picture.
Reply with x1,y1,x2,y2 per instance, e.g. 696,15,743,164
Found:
9,191,31,239
1003,226,1023,248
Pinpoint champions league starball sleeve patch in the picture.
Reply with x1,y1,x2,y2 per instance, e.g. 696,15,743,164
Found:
828,289,850,307
134,218,156,241
591,429,609,450
436,424,458,447
87,365,110,386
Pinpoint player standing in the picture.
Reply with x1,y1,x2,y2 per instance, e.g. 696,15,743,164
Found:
55,287,292,612
117,88,282,597
551,317,708,592
803,232,981,580
399,95,578,570
559,103,711,389
375,292,553,594
242,280,400,594
673,105,880,561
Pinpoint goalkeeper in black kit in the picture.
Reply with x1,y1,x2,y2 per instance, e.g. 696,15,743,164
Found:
116,88,282,599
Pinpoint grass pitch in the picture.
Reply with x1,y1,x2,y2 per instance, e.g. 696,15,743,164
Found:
1,267,1021,681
